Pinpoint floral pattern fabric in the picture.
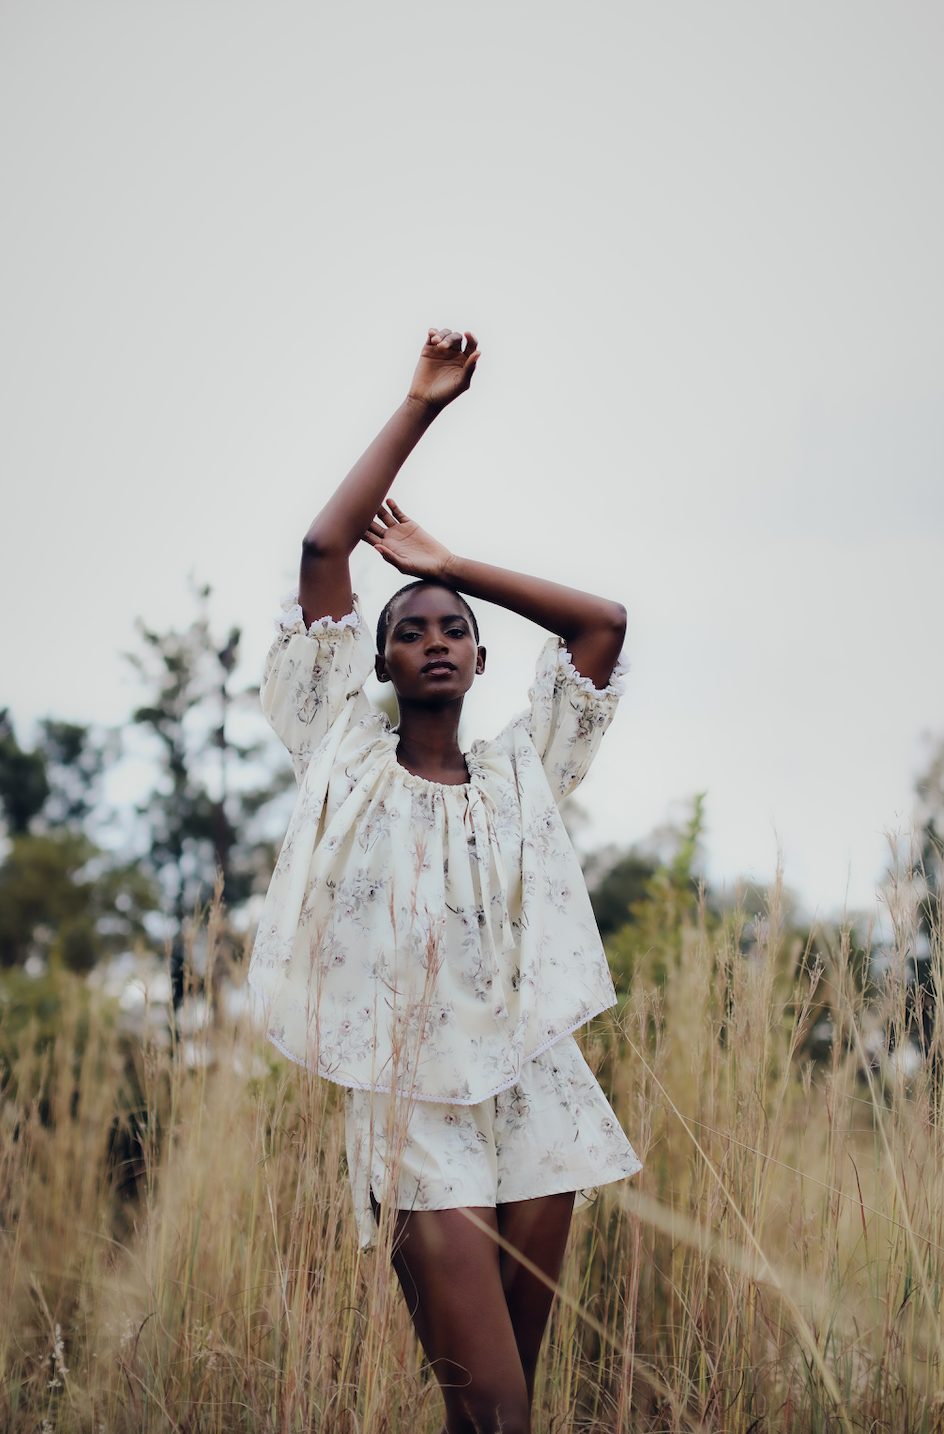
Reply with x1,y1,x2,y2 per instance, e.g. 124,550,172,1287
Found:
345,1034,643,1248
249,596,629,1106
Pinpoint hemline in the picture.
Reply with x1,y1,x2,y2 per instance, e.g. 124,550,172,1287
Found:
246,972,616,1105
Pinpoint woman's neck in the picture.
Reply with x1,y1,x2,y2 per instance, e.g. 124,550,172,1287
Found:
394,703,469,785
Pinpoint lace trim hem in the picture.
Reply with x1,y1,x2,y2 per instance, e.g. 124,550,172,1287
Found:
558,646,630,698
275,592,360,637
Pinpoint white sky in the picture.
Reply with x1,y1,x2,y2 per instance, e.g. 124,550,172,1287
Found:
1,1,942,915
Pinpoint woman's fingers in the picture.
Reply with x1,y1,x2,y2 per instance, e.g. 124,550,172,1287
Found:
371,501,410,528
426,328,463,350
424,326,479,360
360,529,403,569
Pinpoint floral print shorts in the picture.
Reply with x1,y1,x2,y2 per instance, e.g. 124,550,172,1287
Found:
344,1035,642,1248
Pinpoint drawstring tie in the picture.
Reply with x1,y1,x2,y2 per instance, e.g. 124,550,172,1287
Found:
465,786,515,1017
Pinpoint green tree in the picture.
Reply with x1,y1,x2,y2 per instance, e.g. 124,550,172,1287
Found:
0,586,289,979
0,715,156,971
126,585,290,930
0,830,153,971
906,736,944,1050
586,849,657,939
37,718,115,829
0,709,49,833
601,794,709,998
915,735,944,934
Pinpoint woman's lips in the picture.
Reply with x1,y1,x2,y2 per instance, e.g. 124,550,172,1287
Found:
422,661,456,674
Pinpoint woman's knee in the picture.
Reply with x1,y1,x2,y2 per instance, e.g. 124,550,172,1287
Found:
443,1379,530,1434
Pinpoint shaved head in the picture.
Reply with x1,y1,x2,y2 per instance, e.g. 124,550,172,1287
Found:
376,580,480,653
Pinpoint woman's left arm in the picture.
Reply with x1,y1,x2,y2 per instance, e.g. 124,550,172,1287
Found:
445,555,626,690
363,502,626,689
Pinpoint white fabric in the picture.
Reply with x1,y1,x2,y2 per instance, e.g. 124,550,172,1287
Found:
249,596,627,1105
558,647,630,699
345,1034,643,1248
275,593,361,637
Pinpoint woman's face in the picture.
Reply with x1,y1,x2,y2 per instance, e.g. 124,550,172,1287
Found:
375,585,485,703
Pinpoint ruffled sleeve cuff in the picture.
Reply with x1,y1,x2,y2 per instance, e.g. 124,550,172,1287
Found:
557,644,630,699
275,592,361,637
523,636,627,804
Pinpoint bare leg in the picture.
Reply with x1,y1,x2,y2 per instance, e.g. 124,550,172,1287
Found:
384,1193,574,1434
498,1192,575,1406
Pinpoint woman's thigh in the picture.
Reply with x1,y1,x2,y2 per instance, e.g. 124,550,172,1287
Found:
388,1193,574,1433
390,1204,530,1433
498,1191,575,1396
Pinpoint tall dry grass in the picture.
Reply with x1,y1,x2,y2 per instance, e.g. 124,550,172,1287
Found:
1,846,943,1432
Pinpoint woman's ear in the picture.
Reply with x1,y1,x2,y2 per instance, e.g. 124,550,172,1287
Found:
475,645,486,675
375,653,390,683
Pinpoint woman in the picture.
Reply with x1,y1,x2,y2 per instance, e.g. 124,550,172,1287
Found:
250,328,640,1434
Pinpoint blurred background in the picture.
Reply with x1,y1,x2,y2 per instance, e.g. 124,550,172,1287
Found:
2,0,942,933
4,12,944,1424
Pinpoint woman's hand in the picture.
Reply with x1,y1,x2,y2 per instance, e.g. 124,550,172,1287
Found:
297,326,479,625
361,500,454,580
407,329,480,413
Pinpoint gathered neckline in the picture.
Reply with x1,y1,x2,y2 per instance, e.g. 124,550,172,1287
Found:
386,731,476,793
394,765,473,793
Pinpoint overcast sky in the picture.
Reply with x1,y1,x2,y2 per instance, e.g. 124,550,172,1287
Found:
2,1,942,915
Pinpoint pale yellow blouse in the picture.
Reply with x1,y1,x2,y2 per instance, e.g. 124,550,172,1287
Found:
248,598,628,1105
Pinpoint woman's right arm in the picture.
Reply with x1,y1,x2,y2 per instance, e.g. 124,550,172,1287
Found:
299,328,480,626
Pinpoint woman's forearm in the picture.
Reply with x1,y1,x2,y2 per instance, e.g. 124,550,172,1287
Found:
442,554,624,639
302,397,436,561
298,398,438,624
442,555,627,690
299,330,479,626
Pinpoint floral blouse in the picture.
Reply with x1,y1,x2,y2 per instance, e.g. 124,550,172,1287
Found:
248,597,628,1105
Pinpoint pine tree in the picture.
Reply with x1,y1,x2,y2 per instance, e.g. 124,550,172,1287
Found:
126,584,291,934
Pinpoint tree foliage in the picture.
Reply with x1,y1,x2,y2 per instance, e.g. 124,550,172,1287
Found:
0,831,153,971
125,584,290,927
0,716,156,971
600,794,710,998
915,734,944,935
37,718,114,829
901,734,944,1050
0,709,49,834
0,586,290,979
588,850,657,939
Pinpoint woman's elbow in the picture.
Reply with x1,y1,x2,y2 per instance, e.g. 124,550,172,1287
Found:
604,601,628,644
579,601,626,664
301,531,343,565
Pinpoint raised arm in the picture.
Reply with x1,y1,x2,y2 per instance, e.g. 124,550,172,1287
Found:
298,329,480,626
363,503,627,690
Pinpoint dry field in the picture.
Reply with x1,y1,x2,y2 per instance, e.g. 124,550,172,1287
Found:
2,856,943,1432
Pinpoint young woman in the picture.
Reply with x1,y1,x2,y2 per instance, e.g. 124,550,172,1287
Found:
249,328,641,1434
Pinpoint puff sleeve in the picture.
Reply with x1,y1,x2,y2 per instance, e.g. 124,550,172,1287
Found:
261,596,376,782
525,637,629,804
